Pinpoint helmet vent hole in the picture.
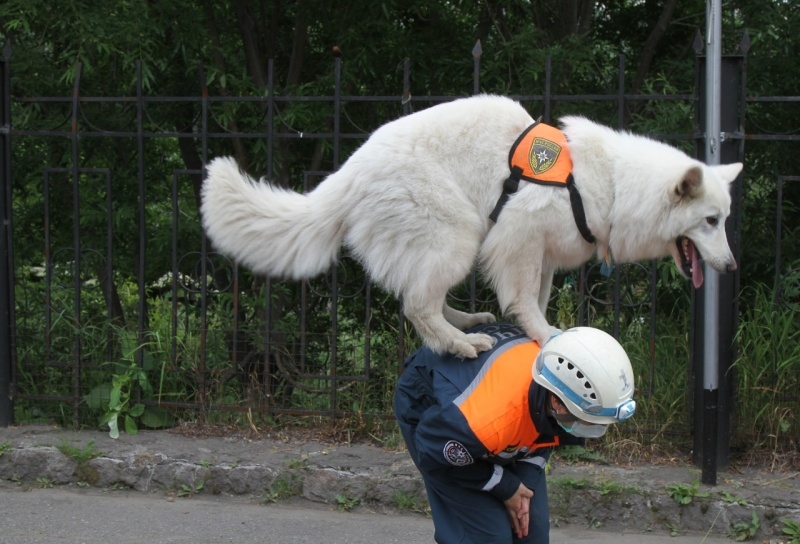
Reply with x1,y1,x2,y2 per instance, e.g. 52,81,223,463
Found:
576,371,584,379
567,362,574,370
590,393,597,399
584,381,592,389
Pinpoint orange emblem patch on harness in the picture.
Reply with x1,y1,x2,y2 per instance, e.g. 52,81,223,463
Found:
510,122,572,185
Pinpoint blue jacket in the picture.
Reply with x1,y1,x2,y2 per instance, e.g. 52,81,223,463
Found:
394,323,566,501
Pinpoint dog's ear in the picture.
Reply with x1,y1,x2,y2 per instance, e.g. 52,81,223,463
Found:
711,162,743,186
673,166,703,201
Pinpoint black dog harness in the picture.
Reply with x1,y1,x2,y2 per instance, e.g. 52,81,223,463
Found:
489,120,596,246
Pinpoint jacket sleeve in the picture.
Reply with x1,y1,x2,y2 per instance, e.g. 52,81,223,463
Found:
411,390,523,502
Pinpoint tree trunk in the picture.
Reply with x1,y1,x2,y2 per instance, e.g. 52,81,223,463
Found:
627,0,679,121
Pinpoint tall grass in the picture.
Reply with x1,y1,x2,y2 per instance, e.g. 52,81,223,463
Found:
12,263,799,458
733,283,800,452
602,314,693,460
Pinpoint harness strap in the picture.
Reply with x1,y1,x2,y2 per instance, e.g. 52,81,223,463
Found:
488,166,522,223
566,174,596,244
490,121,597,245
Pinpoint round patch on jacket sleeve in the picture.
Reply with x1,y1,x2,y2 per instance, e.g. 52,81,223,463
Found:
443,440,474,466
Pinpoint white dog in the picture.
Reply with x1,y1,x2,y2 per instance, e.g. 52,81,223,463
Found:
201,95,742,358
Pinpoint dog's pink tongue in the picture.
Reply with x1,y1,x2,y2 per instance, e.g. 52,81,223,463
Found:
690,241,704,288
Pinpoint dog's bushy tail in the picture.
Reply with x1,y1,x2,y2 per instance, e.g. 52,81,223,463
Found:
201,156,348,279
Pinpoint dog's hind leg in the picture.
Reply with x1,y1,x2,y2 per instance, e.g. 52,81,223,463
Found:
442,304,496,330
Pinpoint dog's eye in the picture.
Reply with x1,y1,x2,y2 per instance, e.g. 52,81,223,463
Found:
706,216,719,227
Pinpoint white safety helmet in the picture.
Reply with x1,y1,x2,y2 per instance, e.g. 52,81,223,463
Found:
533,327,636,426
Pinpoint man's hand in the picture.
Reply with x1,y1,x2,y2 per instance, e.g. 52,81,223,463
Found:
504,482,533,539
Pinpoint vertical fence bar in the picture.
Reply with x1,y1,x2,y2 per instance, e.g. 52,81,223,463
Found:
617,54,626,128
171,171,180,388
577,265,587,326
43,172,53,368
103,169,114,364
775,177,783,301
574,51,590,329
232,253,240,381
300,174,309,373
198,62,209,420
611,55,626,339
70,63,83,428
0,41,13,425
364,276,372,379
689,29,703,459
647,260,658,397
543,55,552,122
472,40,481,96
402,58,411,117
264,58,275,413
135,61,147,380
330,54,342,415
397,58,411,368
469,41,483,312
104,168,113,320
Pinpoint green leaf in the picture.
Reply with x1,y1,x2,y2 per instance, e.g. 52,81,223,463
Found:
108,384,122,409
124,415,138,435
140,407,174,429
84,383,112,410
138,372,153,396
129,403,145,418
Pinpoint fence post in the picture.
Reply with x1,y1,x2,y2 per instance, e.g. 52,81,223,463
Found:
692,31,747,477
0,42,13,426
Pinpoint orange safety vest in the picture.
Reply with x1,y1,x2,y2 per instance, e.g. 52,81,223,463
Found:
456,340,560,456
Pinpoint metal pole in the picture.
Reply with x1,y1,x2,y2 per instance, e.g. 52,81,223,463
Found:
701,0,722,486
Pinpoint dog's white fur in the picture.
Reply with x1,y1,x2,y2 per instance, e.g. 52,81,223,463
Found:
201,95,742,358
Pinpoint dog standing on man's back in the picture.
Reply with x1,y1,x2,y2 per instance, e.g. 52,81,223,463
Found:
201,94,742,358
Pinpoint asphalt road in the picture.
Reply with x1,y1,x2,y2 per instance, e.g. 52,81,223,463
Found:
0,485,731,544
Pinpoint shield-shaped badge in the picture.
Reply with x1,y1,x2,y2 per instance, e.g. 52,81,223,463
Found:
529,137,562,175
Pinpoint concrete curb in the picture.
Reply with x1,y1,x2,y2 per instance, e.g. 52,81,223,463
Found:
1,426,797,541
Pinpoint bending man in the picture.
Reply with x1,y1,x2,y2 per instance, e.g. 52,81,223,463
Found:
394,323,636,543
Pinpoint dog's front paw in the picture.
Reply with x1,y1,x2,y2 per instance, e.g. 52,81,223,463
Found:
530,326,562,346
467,332,496,353
545,327,563,344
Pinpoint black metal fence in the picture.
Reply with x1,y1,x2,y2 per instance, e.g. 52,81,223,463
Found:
1,38,799,447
